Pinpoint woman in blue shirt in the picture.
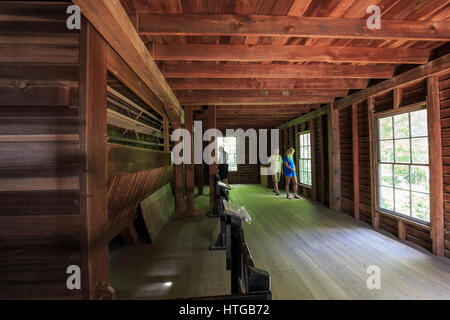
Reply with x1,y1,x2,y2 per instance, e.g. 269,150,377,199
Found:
283,148,301,199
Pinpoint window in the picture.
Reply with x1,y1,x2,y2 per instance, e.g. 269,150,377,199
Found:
217,136,238,172
298,131,312,186
377,109,430,223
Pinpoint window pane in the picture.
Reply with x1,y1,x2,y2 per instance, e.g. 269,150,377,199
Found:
394,189,411,216
394,113,410,139
380,187,394,211
379,117,393,140
395,139,410,163
411,166,429,193
411,192,430,222
380,140,394,162
394,165,410,190
411,138,428,164
410,109,427,137
379,164,393,187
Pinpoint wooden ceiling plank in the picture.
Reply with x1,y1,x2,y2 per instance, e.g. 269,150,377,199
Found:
154,44,430,64
138,14,450,41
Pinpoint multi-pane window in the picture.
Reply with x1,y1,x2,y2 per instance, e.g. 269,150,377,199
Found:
217,136,238,172
298,132,312,186
377,109,430,223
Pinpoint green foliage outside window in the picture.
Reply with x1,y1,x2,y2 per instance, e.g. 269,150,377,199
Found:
377,109,430,222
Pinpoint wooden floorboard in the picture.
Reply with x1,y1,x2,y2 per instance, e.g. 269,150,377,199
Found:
109,185,450,300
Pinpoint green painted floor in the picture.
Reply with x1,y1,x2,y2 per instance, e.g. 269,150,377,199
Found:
110,184,450,300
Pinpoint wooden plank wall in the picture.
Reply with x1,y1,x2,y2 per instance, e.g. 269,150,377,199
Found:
439,72,450,257
339,107,354,216
357,102,373,225
0,2,82,299
337,78,445,254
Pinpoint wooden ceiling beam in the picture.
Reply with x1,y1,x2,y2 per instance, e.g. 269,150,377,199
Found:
168,78,369,90
162,64,396,79
72,0,181,123
153,44,429,64
175,89,348,98
179,97,333,105
138,14,450,41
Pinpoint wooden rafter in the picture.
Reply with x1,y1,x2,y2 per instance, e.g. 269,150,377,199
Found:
138,14,450,41
162,63,396,79
168,78,369,90
154,44,430,64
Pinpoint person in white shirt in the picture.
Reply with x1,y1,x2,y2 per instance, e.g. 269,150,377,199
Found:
268,148,283,195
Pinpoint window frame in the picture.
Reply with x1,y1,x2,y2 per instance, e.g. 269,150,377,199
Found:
374,104,430,226
297,130,312,188
217,136,238,172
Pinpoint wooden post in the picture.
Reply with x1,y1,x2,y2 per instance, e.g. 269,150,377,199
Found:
79,19,113,299
398,220,406,241
172,120,184,217
310,119,317,201
184,105,195,214
319,115,325,204
163,115,170,152
352,103,360,220
328,103,341,212
394,87,403,109
197,163,204,195
427,76,444,256
368,97,380,228
208,105,217,214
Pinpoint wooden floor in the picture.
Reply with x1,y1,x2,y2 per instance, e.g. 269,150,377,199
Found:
110,184,450,300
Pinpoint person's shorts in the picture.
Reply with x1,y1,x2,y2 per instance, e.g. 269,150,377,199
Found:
284,169,296,177
272,172,281,183
218,164,229,180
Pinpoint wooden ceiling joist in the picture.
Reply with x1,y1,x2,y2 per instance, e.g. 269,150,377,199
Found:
153,44,430,64
179,97,333,105
334,53,450,110
72,0,182,122
138,14,450,41
162,64,396,79
175,89,348,98
168,78,369,90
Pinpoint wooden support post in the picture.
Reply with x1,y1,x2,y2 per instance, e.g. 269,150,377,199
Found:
163,116,170,152
393,87,403,109
208,105,217,214
120,223,139,244
398,220,406,241
172,120,184,217
352,103,360,220
319,115,325,204
184,105,195,214
328,103,341,212
310,119,317,201
79,19,113,300
197,164,204,195
368,97,380,228
427,76,444,256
